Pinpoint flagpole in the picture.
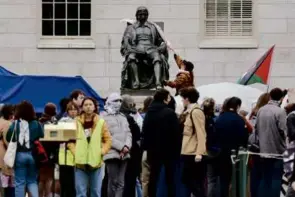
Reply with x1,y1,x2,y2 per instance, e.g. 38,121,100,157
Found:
266,45,275,93
266,84,270,93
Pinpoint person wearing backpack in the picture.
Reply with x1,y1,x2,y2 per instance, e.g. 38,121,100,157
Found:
179,87,207,197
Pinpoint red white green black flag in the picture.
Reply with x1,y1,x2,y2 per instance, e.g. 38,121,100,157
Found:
238,45,275,85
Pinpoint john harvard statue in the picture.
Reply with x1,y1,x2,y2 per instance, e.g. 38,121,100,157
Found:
120,6,170,90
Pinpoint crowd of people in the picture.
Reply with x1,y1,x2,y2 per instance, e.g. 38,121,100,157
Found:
0,86,294,197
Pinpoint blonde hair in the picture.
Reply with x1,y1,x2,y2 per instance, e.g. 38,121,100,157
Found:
202,98,215,108
249,93,270,119
202,98,215,116
66,101,79,112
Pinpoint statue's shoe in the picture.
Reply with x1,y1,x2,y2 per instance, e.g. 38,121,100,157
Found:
133,83,140,89
156,85,162,90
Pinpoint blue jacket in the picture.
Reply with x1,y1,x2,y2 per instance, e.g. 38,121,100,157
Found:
205,115,219,152
215,111,248,154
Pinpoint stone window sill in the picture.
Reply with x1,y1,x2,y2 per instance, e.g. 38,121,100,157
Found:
37,38,96,49
199,38,258,49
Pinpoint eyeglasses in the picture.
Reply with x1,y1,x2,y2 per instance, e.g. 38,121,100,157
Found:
113,99,122,103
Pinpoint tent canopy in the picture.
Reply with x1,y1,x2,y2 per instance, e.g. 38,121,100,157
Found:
0,66,17,76
0,67,104,113
174,82,264,115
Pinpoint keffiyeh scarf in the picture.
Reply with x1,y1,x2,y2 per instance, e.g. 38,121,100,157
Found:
105,93,122,115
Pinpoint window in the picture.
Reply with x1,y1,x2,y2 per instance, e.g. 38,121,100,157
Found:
200,0,257,48
39,0,95,49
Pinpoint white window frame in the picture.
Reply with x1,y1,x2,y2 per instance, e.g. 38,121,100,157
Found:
199,0,258,49
37,0,95,49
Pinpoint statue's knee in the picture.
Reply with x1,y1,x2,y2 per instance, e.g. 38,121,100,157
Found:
152,59,162,65
151,53,161,64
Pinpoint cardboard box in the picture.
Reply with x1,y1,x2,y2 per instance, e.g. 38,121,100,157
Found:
41,122,77,142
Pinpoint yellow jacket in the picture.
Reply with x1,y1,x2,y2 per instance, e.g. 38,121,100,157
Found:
67,114,112,168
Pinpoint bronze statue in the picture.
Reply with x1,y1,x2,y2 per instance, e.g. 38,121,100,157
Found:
120,6,170,90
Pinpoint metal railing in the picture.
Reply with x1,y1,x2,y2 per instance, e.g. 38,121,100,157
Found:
230,147,287,197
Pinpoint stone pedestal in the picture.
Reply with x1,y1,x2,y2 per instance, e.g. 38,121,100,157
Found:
120,89,156,108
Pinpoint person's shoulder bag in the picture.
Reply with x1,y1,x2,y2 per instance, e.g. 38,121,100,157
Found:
4,121,17,168
190,107,203,135
32,140,48,168
32,122,48,167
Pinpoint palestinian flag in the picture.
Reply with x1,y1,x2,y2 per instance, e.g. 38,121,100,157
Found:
238,45,275,85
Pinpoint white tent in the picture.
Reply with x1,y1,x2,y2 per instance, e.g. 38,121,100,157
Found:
175,82,264,114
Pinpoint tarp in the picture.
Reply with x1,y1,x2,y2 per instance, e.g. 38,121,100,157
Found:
0,75,104,113
0,66,17,76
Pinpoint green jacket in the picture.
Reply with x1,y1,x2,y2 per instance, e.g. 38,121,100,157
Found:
6,120,44,150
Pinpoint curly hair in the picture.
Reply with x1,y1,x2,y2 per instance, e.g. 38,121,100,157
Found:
179,86,199,103
15,101,36,122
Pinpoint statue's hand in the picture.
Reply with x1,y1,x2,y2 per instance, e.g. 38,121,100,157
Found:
195,155,202,162
127,45,135,53
157,42,167,53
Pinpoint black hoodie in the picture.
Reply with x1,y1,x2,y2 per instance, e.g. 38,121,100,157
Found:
142,101,182,160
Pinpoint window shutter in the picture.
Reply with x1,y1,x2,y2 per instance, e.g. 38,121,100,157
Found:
204,0,253,38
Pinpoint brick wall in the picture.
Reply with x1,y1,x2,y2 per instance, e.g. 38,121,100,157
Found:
0,0,295,97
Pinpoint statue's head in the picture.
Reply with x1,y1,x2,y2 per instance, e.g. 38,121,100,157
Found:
136,6,149,24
